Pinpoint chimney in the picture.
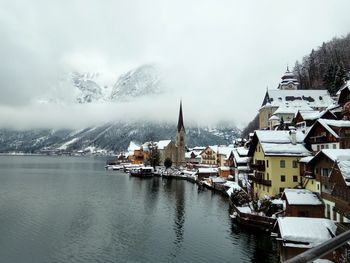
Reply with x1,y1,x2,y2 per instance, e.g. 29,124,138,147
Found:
289,130,297,145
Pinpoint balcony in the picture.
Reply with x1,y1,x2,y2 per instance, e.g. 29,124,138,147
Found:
309,135,327,144
302,171,315,179
250,161,266,171
248,174,271,186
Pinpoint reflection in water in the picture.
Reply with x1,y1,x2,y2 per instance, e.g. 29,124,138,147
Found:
173,181,185,247
0,156,279,263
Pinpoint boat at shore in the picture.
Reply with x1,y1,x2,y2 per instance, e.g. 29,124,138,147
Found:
130,167,154,177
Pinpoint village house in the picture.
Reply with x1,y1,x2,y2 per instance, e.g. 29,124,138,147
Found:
276,217,337,262
200,146,218,166
248,130,311,199
281,188,324,218
336,80,350,120
293,109,337,133
304,119,350,152
185,151,202,165
259,68,334,129
304,149,350,222
227,147,251,184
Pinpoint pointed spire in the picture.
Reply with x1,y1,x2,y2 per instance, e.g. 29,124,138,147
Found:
177,100,185,132
286,64,290,72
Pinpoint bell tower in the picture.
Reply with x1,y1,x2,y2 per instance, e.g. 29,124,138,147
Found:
176,100,186,165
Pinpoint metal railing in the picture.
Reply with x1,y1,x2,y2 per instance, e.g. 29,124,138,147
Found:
284,229,350,263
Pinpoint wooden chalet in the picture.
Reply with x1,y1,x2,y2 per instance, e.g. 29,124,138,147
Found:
281,188,324,218
304,119,350,152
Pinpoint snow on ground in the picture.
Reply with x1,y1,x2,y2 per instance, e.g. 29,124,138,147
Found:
57,137,80,150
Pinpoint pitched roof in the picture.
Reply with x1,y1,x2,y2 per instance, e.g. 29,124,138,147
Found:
262,89,334,109
282,189,323,205
307,119,350,139
251,130,311,157
156,140,172,150
177,100,185,132
277,217,336,248
337,160,350,186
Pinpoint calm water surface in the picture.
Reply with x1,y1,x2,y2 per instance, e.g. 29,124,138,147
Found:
0,156,278,263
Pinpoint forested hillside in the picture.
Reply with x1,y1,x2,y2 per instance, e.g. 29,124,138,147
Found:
293,33,350,94
242,33,350,137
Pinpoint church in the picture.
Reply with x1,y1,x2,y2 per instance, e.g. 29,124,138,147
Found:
258,67,334,129
146,101,186,167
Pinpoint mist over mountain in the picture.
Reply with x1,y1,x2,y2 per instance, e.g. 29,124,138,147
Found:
0,64,240,153
0,122,240,154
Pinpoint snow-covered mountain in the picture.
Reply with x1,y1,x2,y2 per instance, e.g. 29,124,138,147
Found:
110,64,162,101
1,64,241,154
0,123,240,154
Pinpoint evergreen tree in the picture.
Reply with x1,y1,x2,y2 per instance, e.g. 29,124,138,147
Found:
164,157,172,169
146,142,160,168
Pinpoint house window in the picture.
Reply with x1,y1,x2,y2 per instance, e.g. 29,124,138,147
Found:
292,160,298,168
267,173,269,180
317,184,320,191
321,145,325,149
317,145,320,151
321,168,329,177
281,175,286,182
333,144,337,149
266,160,269,167
325,145,329,149
293,175,298,182
280,160,285,168
326,204,331,219
279,187,284,193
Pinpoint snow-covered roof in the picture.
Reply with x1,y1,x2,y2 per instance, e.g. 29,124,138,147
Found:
156,140,171,150
278,217,337,248
282,189,322,205
128,141,140,152
211,177,226,183
273,106,298,115
236,206,252,213
232,148,250,163
261,143,311,156
269,115,280,121
198,168,218,173
263,89,334,109
217,146,234,158
321,149,350,162
256,130,305,144
237,147,248,156
337,160,350,186
298,110,324,121
255,130,310,157
299,156,313,163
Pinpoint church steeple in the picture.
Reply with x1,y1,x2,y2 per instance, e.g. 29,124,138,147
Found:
175,100,185,166
177,100,185,132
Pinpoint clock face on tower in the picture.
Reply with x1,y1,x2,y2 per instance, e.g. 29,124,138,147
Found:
288,84,293,89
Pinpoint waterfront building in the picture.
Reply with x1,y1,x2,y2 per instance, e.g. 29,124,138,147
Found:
258,69,334,129
200,146,218,165
303,149,350,222
281,188,324,218
276,217,337,262
248,130,311,199
304,119,350,152
294,109,337,133
175,100,186,166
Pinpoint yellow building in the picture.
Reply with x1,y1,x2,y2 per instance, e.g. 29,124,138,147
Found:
248,130,311,199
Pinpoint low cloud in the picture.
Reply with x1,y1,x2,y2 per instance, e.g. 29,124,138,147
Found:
1,0,350,129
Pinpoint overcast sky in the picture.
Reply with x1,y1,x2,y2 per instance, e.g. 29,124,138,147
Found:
1,0,350,130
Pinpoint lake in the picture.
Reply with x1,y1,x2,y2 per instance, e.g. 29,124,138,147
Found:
0,156,278,263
